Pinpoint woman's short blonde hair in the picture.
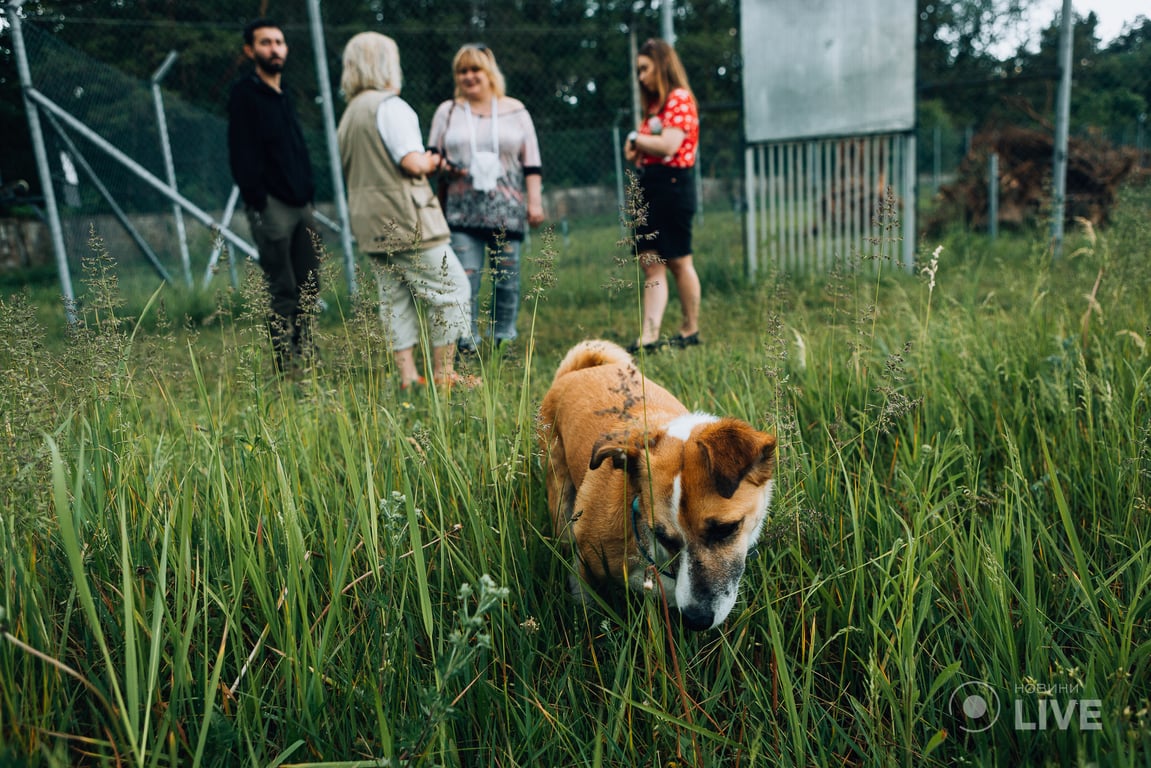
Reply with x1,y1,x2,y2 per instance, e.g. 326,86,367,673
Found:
452,44,506,99
340,32,402,100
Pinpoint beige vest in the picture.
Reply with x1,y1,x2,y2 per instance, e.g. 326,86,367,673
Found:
338,90,449,254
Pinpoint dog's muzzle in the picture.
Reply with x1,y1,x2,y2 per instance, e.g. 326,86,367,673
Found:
679,605,715,632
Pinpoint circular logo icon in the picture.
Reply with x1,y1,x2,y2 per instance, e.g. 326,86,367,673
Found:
949,681,1001,733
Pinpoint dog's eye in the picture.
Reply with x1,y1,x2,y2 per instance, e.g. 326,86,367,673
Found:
706,520,741,544
654,530,683,555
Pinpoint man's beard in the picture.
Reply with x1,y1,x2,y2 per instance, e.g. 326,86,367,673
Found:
254,52,285,75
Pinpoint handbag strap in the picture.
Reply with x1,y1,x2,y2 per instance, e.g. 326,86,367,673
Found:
440,101,457,163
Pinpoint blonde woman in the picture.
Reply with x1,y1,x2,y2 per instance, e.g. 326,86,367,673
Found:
428,44,544,357
623,38,701,352
336,31,477,390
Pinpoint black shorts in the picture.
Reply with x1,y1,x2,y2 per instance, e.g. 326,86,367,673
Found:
636,165,697,259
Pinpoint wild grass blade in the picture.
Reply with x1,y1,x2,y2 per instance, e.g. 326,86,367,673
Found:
47,433,138,760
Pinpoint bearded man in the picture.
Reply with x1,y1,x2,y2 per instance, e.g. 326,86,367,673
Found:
227,18,322,373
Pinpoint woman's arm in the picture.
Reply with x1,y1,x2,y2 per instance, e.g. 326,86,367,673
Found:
378,98,442,178
525,173,544,226
518,107,545,226
630,128,685,160
400,150,443,178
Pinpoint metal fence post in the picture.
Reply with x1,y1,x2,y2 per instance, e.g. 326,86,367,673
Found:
933,123,941,195
7,0,77,323
901,131,916,272
1138,113,1146,168
612,124,625,238
989,152,999,241
204,186,242,289
743,145,757,283
661,0,675,46
151,50,192,286
306,0,357,295
1051,0,1074,260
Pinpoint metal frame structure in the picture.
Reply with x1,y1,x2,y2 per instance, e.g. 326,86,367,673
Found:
744,133,916,278
740,0,917,279
6,0,356,312
8,0,75,320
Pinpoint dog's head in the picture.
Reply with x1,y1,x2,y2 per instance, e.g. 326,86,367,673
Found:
590,413,777,630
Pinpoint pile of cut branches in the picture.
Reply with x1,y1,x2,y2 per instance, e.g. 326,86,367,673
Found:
925,125,1146,234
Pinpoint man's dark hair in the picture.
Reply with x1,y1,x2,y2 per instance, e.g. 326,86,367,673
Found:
243,18,280,46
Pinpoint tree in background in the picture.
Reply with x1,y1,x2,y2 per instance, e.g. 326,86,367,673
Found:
1033,14,1150,144
1,0,1144,201
917,0,1031,129
919,0,1149,143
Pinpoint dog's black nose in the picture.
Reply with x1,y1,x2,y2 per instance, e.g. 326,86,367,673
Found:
680,606,714,632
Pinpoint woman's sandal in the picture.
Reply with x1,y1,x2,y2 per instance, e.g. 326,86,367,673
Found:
626,338,668,354
400,376,427,392
432,371,482,391
669,332,701,348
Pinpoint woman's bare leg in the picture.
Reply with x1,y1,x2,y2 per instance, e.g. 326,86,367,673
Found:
640,253,668,345
667,255,700,337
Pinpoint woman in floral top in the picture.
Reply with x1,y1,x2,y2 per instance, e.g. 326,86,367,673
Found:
428,44,544,356
623,38,701,352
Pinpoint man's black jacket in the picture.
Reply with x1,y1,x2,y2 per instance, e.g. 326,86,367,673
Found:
227,73,315,212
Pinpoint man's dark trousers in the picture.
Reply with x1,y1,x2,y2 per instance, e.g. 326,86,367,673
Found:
248,195,321,370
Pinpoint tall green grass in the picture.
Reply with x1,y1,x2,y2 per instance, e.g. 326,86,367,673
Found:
1,188,1149,766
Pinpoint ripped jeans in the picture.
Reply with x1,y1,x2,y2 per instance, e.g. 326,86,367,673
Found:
450,230,521,349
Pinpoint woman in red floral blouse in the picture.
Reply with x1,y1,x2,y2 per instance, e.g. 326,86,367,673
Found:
624,37,701,352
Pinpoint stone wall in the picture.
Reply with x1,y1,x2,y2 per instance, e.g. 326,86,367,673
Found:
0,217,54,270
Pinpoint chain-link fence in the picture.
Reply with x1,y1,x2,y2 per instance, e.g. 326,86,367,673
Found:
2,2,1147,291
14,20,239,285
4,6,746,293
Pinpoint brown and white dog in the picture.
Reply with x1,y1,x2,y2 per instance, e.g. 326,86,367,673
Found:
538,340,777,631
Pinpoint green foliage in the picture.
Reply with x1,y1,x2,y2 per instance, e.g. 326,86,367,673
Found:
918,2,1150,144
2,184,1151,765
3,0,1145,218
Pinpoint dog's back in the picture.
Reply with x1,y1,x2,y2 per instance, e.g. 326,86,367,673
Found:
541,340,636,496
540,340,685,476
539,339,688,543
548,339,632,387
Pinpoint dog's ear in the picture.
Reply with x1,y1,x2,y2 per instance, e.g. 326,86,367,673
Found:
697,420,777,499
590,430,661,473
589,438,630,471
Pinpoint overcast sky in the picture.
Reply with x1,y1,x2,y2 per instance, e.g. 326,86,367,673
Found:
1030,0,1146,46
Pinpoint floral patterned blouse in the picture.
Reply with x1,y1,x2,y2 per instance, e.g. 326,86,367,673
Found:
639,87,699,169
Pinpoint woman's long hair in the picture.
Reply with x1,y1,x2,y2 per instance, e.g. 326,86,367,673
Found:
637,37,692,113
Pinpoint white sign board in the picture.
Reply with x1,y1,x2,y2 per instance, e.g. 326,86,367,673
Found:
741,0,916,143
